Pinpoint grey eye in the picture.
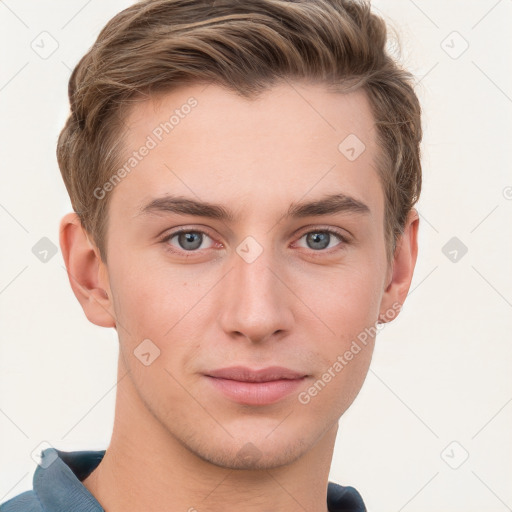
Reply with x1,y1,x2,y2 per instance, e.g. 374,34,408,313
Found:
175,231,206,250
304,232,336,250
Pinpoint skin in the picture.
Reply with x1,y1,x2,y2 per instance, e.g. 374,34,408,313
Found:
60,81,419,512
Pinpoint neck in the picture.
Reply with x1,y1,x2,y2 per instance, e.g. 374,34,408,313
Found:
82,355,338,512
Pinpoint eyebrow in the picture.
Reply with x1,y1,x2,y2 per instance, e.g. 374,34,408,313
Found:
136,193,370,221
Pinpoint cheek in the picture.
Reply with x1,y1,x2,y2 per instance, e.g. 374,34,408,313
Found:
294,261,381,408
297,261,383,340
108,243,180,324
110,264,171,339
108,251,216,364
296,283,377,425
296,332,374,435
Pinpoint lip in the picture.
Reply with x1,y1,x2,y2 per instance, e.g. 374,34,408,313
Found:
205,366,308,406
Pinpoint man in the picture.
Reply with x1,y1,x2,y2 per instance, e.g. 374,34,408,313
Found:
1,0,421,510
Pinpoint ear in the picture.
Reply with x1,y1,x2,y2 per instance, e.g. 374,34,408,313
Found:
378,208,419,323
59,212,116,328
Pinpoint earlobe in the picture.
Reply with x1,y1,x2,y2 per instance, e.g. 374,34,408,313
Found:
59,212,116,328
378,208,419,324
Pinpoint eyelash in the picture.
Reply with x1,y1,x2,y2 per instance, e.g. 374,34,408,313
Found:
160,226,350,258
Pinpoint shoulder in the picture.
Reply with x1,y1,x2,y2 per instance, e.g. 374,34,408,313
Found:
327,481,366,512
0,490,43,512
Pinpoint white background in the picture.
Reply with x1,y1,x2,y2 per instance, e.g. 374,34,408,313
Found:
1,1,511,511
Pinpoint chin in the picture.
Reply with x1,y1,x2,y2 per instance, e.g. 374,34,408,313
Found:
184,432,312,471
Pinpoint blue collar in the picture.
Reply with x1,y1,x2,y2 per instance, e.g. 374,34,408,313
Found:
26,447,365,512
34,447,104,512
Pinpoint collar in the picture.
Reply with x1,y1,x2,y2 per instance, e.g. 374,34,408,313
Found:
33,447,104,512
33,447,365,511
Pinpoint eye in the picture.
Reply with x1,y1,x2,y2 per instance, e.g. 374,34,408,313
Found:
162,229,215,252
295,229,347,251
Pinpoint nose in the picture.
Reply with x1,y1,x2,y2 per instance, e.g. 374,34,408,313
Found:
217,243,295,344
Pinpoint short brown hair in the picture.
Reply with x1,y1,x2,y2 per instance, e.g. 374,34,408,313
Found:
57,0,422,264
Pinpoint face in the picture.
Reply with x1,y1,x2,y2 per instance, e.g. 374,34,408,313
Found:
100,81,394,469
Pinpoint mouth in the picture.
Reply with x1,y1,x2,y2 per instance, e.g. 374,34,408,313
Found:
204,366,309,405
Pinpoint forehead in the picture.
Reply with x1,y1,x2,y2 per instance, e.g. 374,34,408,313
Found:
108,81,383,222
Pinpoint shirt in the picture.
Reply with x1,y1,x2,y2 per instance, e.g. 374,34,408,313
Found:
0,447,366,512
